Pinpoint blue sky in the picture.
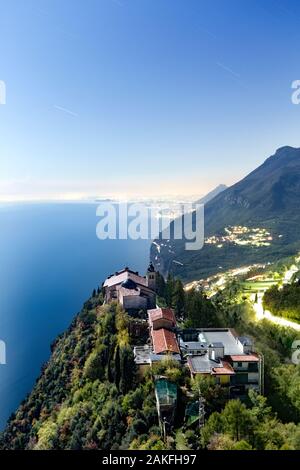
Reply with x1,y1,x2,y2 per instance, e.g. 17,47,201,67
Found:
1,0,300,201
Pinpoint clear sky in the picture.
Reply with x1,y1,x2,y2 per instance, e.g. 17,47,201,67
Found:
1,0,300,201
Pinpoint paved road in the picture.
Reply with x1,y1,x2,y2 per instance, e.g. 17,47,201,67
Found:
251,293,300,332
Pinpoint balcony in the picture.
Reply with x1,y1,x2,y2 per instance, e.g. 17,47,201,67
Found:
233,364,258,373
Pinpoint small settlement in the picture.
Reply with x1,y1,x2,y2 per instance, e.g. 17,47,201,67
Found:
103,265,263,430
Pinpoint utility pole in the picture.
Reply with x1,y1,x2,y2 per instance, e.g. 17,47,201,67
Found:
259,352,264,395
198,389,205,431
162,417,169,444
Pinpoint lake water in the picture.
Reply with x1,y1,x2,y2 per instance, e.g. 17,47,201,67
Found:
0,203,151,429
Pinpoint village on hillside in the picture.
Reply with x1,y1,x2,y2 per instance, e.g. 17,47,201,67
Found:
102,264,263,432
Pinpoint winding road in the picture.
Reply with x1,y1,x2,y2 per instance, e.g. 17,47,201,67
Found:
251,293,300,332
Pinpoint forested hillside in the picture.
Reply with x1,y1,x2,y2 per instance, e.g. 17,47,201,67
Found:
1,279,300,450
0,296,160,450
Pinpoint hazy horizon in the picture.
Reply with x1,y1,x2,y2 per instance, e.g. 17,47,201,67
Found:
1,0,300,201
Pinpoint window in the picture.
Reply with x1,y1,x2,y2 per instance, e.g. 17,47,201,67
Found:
248,363,258,372
235,374,248,384
248,375,259,384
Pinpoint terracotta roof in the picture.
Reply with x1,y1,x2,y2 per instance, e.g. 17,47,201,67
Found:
148,308,176,326
212,361,235,375
229,354,259,362
151,328,180,355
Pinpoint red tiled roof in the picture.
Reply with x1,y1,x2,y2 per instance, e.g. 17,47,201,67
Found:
148,308,176,326
229,354,259,362
151,328,180,355
212,361,235,375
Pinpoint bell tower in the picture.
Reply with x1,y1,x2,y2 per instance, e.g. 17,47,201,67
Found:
146,262,156,291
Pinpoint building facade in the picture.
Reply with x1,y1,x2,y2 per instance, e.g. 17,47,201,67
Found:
182,328,263,398
103,264,156,312
133,308,263,401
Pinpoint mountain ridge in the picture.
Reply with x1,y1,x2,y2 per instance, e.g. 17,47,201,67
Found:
196,184,227,205
151,146,300,281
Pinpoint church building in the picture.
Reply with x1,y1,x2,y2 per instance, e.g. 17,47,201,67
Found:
103,263,157,312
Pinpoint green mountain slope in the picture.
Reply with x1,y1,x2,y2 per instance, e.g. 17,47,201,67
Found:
2,273,300,450
0,298,160,450
2,263,300,450
151,147,300,281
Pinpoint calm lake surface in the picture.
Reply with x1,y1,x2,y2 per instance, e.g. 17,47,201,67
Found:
0,203,151,429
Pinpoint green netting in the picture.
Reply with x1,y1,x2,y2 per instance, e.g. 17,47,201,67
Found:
155,379,177,405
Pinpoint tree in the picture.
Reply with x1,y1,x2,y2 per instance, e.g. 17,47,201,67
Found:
165,274,175,307
114,345,121,389
185,289,219,328
207,434,236,450
83,344,108,381
232,440,253,450
248,389,272,421
201,399,255,449
222,400,253,441
172,279,186,319
156,272,166,298
200,411,223,448
191,375,226,414
34,421,58,450
269,364,300,422
263,282,300,322
119,346,135,395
